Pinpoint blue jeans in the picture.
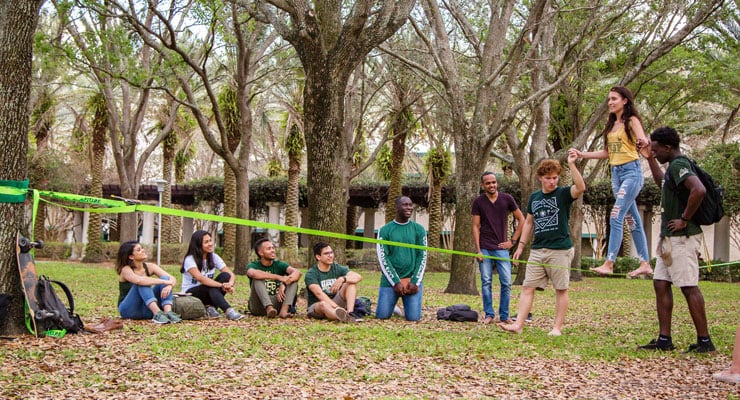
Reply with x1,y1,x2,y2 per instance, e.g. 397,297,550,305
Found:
479,249,512,320
118,280,173,319
375,284,423,321
607,160,650,262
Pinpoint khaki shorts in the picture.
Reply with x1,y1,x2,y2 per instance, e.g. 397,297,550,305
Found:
307,292,347,319
653,235,701,287
522,247,574,291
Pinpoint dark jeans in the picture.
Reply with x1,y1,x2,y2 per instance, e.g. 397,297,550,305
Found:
186,272,232,312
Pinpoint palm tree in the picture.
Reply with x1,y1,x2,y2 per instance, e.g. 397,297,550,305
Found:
82,92,108,263
283,123,304,253
425,146,452,269
218,85,243,264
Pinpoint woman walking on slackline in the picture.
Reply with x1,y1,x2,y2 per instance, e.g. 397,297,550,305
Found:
571,86,653,277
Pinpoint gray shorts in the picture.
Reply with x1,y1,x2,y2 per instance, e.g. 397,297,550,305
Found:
307,292,347,319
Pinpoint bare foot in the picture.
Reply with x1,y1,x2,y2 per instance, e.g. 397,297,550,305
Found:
482,316,494,325
278,313,293,319
266,305,277,318
628,262,653,278
712,370,740,384
590,263,614,275
548,329,562,336
498,322,523,334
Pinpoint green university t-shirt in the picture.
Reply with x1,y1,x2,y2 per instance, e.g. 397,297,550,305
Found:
304,262,350,307
526,186,576,250
661,156,702,237
246,259,290,296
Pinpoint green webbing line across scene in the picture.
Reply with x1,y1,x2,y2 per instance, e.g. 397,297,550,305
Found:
3,185,740,275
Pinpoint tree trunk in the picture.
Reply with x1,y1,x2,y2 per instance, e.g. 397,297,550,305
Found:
283,132,301,252
445,154,482,294
161,135,179,244
33,204,46,242
570,197,584,281
222,167,237,264
233,169,251,275
82,93,108,263
0,0,45,336
427,174,443,271
345,205,359,250
304,76,350,263
385,109,409,223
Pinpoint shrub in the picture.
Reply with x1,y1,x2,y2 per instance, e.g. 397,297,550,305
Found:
35,242,74,260
699,259,740,283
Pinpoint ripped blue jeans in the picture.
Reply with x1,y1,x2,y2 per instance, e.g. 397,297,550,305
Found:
607,160,650,262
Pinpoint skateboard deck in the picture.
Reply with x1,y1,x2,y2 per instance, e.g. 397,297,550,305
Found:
16,232,43,336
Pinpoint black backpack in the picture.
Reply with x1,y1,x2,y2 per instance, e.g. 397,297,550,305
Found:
665,156,724,225
436,304,479,322
34,276,84,336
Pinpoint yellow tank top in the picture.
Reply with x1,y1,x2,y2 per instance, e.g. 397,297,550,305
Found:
606,125,638,166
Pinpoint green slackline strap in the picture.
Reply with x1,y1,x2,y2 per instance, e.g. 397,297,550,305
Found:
5,185,740,275
0,181,28,203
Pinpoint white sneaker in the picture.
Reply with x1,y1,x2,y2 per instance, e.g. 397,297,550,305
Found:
225,309,244,321
205,306,222,319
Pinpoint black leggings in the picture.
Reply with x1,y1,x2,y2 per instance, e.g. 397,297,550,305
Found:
186,272,232,312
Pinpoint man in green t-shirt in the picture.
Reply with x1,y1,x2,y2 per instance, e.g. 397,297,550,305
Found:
639,126,715,353
500,152,585,336
246,238,301,318
305,242,363,322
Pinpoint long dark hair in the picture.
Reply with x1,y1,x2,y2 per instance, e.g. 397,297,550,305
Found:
601,86,642,145
115,240,139,275
181,230,214,273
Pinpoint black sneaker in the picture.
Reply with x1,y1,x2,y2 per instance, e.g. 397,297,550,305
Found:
684,341,716,353
512,313,533,323
348,311,364,322
638,339,675,351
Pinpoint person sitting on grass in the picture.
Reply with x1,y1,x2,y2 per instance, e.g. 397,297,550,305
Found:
181,230,243,321
500,153,585,336
246,238,301,319
305,242,363,323
116,241,181,324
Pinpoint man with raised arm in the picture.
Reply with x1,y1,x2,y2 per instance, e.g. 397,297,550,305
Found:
500,152,585,336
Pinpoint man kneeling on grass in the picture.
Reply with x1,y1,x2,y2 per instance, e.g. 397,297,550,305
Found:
499,152,585,336
305,242,363,323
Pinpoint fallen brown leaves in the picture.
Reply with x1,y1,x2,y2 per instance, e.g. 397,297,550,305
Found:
1,315,738,400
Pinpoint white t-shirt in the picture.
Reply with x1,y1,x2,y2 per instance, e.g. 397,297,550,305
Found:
181,253,227,293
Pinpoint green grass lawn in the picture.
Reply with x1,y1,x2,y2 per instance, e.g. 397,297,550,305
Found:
2,260,738,399
33,260,740,359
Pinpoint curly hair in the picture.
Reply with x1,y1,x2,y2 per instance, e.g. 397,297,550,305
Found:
649,126,680,148
536,159,562,177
